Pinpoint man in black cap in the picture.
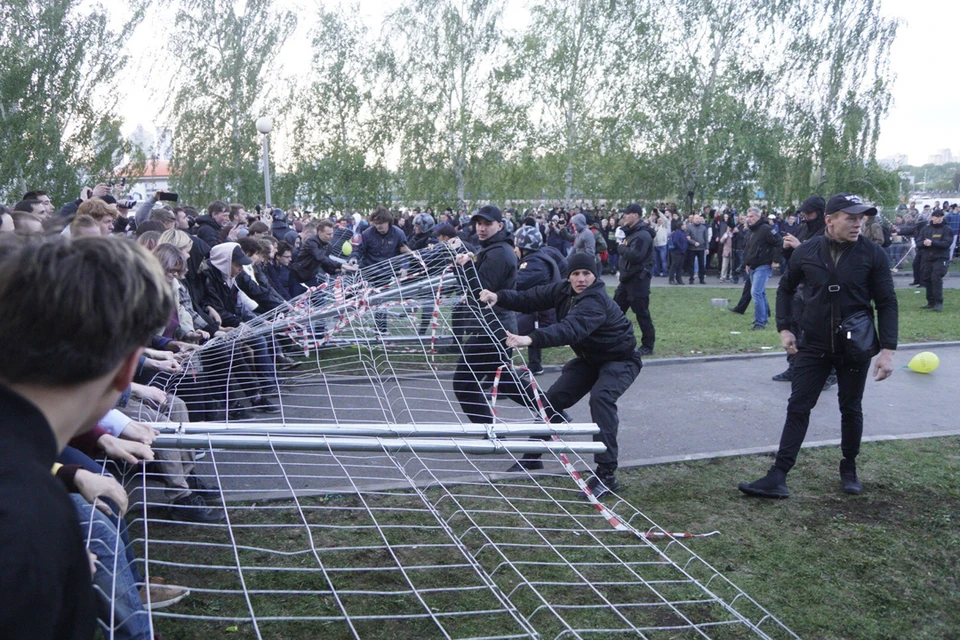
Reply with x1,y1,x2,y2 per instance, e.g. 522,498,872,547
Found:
739,194,898,499
480,252,643,499
917,208,953,312
771,195,827,382
452,205,535,423
613,204,656,355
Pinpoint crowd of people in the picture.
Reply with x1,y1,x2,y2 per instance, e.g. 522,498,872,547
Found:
0,180,934,640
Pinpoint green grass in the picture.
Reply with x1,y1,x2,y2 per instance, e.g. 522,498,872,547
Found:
148,436,960,639
536,287,960,364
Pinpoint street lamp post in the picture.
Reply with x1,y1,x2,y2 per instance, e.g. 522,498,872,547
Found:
255,116,273,207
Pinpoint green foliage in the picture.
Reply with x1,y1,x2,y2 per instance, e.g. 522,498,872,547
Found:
0,0,144,204
166,0,295,207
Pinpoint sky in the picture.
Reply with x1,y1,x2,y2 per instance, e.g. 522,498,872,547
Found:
117,0,959,168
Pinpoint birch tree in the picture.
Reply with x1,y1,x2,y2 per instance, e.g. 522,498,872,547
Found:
0,0,144,204
167,0,295,206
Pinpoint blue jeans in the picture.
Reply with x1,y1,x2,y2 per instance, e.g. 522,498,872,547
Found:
654,245,668,275
73,495,152,640
750,265,772,326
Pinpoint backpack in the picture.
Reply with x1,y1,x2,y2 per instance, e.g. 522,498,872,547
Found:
592,228,607,253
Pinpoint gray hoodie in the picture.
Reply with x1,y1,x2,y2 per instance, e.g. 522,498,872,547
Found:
570,214,596,256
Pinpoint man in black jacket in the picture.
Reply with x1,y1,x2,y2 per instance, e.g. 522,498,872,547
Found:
613,203,656,355
481,252,643,499
917,209,953,311
193,200,230,247
453,205,536,423
289,220,354,295
741,208,780,329
739,194,897,499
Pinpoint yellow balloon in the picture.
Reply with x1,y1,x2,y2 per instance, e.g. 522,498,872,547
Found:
342,241,353,256
907,351,939,374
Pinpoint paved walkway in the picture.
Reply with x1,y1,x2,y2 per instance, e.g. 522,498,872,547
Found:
557,343,960,470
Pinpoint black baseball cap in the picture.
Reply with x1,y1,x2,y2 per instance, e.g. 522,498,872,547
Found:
231,245,253,265
932,209,945,217
621,203,643,215
472,205,502,223
826,193,877,216
797,195,825,215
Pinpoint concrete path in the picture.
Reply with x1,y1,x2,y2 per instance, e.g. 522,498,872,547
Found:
558,343,960,470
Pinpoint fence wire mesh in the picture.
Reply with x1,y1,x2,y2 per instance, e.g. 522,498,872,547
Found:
83,242,798,639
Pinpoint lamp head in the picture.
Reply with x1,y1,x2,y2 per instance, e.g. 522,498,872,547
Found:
255,116,273,134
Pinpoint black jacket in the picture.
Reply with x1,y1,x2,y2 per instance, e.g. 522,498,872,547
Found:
743,219,779,268
290,235,340,282
199,261,281,328
497,279,637,364
916,221,954,260
471,228,518,332
517,249,560,291
408,231,436,252
194,215,223,247
776,235,898,355
0,385,96,640
617,222,655,286
782,214,825,264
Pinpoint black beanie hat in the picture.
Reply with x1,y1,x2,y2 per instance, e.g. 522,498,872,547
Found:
567,252,599,278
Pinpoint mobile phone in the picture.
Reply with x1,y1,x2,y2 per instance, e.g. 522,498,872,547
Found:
157,191,179,202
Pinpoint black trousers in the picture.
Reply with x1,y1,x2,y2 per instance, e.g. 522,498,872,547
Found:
730,276,752,313
668,252,685,283
453,336,537,423
613,285,655,350
920,256,948,305
541,355,642,471
685,250,706,282
774,350,871,473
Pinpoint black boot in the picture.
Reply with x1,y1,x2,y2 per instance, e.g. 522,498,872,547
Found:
771,368,793,382
839,458,862,495
739,466,790,498
506,454,543,472
579,469,621,500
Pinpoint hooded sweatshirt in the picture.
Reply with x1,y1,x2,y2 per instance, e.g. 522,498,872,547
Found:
570,214,596,256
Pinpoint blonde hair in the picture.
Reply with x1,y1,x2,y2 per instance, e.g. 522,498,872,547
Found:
158,228,194,253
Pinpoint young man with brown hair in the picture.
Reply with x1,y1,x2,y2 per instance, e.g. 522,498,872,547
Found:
0,236,174,639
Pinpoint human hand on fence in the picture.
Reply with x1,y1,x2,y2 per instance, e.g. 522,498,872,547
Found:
478,289,498,307
505,331,532,348
74,468,129,517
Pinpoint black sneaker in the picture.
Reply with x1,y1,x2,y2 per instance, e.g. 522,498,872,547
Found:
187,474,221,503
738,466,790,498
932,304,943,312
771,369,793,382
506,459,544,472
529,367,545,376
580,473,621,500
839,459,862,495
251,395,280,413
727,307,745,315
750,323,766,330
170,493,224,523
638,346,654,356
